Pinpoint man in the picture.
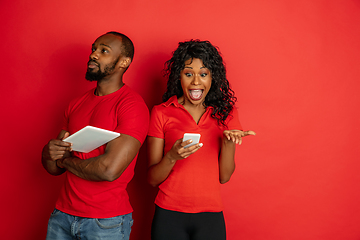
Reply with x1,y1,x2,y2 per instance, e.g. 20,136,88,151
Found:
42,32,149,240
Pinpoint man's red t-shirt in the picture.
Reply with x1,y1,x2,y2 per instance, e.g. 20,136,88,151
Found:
55,85,149,218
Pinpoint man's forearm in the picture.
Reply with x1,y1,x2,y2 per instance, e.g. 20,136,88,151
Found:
57,134,141,182
58,154,126,182
58,156,108,181
42,157,66,176
41,146,66,176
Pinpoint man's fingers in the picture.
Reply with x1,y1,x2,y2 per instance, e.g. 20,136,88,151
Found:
50,152,66,161
50,139,72,147
57,140,72,147
62,132,70,140
49,144,71,152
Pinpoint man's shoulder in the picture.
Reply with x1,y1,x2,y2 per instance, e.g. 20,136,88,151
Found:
66,88,94,107
121,85,143,99
119,85,147,107
115,86,149,117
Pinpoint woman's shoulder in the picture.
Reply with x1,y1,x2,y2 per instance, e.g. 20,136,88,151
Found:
153,96,179,110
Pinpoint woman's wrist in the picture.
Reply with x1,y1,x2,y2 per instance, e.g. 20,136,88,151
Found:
222,137,236,145
164,153,177,164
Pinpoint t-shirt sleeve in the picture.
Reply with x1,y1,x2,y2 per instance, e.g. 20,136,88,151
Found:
115,97,150,144
62,96,82,133
148,106,165,139
62,103,71,132
226,107,243,130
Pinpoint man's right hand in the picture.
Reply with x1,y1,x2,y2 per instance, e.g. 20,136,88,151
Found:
41,130,72,175
44,132,72,161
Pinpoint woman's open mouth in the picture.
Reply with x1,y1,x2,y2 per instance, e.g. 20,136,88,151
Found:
189,89,203,101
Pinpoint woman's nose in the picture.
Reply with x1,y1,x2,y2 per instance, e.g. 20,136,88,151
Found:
192,74,200,85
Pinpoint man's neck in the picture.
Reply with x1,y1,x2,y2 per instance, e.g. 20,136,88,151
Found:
95,76,124,96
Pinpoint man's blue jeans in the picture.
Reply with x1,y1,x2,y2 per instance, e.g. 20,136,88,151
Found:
46,209,133,240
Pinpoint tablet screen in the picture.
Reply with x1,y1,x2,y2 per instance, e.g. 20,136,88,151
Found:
62,126,120,153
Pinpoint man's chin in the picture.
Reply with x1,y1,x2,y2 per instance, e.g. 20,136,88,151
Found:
85,72,102,81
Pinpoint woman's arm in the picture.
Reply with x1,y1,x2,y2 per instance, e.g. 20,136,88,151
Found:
219,130,256,184
147,136,202,187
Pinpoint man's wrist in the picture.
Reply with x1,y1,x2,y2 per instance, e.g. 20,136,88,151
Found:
56,159,65,169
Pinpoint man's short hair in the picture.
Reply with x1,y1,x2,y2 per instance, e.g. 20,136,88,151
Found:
106,31,134,61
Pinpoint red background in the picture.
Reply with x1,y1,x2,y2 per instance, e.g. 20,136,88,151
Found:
1,0,360,239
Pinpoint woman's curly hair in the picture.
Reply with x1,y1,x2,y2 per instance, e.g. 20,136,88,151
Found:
163,39,237,126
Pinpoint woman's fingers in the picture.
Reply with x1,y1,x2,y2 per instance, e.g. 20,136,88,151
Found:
223,130,256,145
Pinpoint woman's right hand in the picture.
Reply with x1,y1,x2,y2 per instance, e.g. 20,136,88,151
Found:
165,138,203,163
147,136,203,187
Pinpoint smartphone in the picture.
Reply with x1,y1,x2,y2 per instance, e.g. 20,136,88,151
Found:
182,133,201,148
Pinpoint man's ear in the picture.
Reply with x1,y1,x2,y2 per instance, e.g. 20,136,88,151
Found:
119,57,131,69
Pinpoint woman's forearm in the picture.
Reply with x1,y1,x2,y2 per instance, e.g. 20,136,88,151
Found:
219,139,236,184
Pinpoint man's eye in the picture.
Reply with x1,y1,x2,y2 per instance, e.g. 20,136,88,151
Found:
91,48,96,52
102,49,109,53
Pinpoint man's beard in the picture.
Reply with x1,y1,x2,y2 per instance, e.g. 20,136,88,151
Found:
85,57,119,81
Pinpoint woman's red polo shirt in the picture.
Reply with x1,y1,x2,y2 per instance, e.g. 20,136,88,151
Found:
148,96,242,213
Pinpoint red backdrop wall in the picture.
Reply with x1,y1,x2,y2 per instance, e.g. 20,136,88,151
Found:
1,0,360,239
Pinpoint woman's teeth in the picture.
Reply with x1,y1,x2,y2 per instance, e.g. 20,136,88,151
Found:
189,90,203,100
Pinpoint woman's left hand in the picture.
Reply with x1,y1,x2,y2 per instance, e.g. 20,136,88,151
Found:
223,130,256,145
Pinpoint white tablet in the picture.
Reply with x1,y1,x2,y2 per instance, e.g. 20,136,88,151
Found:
182,133,201,148
62,126,120,153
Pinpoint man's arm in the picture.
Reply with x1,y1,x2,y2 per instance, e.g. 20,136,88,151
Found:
42,130,72,176
57,134,141,182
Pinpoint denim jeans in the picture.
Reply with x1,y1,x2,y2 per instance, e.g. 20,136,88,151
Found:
46,209,133,240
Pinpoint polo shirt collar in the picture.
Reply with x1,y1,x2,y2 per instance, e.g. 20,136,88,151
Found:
161,95,214,111
161,95,182,108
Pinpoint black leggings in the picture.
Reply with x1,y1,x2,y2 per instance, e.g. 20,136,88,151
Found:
151,205,226,240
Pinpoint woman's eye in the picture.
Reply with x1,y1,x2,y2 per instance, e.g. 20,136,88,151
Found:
101,49,109,53
185,73,192,77
91,48,96,52
200,73,207,77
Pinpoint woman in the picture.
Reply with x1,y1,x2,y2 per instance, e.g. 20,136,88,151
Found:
147,40,255,240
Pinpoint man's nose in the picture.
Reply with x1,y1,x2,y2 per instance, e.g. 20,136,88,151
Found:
90,51,99,60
